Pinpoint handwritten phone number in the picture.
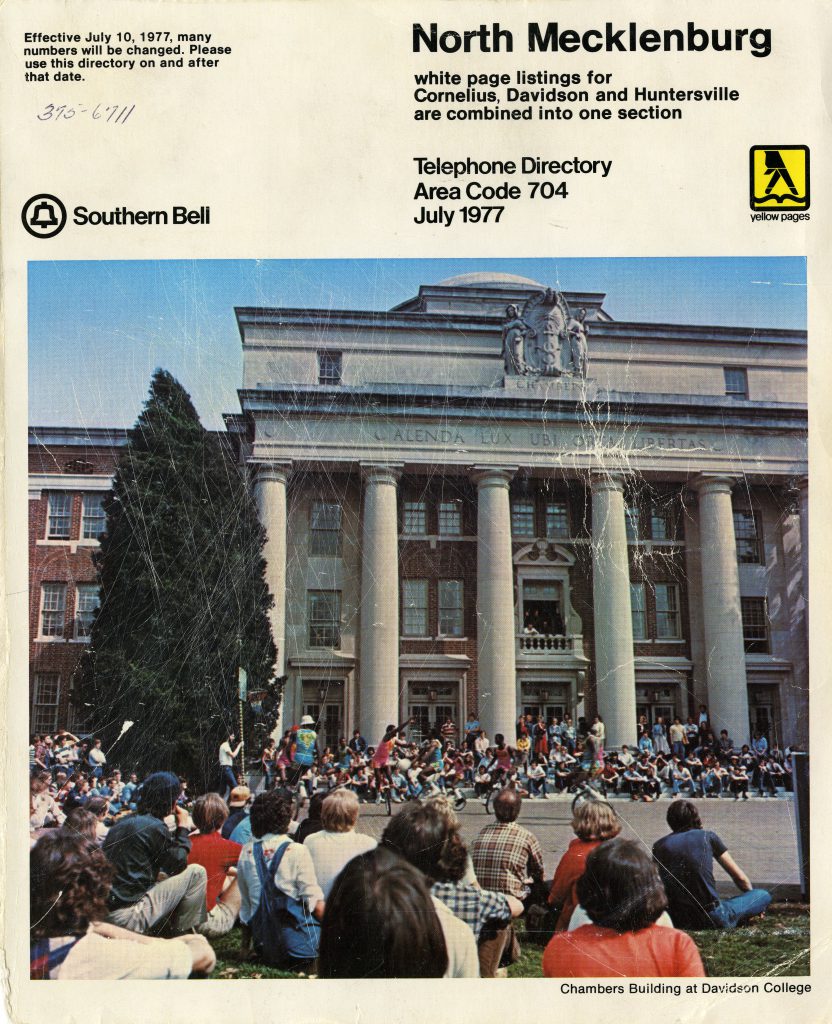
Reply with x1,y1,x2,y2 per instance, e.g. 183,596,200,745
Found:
37,103,136,124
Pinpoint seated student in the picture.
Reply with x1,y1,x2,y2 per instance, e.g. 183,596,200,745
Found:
652,799,772,930
670,758,697,798
527,757,548,799
320,847,468,978
548,801,622,932
30,832,215,980
728,758,750,800
187,792,242,939
221,786,251,840
305,789,377,899
102,772,208,935
383,798,515,977
622,763,646,801
294,792,326,844
763,757,785,795
543,839,705,978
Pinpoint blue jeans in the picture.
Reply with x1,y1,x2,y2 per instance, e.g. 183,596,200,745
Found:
221,765,237,797
708,889,772,929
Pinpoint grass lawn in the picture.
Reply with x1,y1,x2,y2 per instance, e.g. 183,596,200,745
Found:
508,904,809,979
207,904,808,980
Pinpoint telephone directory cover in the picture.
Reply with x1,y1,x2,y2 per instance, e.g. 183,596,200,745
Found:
1,1,829,1021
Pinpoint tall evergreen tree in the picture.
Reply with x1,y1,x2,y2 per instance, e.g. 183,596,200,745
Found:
81,369,276,788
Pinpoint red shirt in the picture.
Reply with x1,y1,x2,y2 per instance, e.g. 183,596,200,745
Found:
548,837,604,931
187,831,242,910
543,923,705,978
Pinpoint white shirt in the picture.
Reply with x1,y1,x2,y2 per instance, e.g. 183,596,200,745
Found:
236,833,324,924
89,747,107,766
58,930,193,980
219,741,238,767
431,897,479,978
304,829,377,899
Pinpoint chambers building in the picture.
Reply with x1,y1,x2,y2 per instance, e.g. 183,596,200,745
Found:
225,271,808,752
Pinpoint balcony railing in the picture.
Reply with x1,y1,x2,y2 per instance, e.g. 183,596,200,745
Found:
517,633,582,654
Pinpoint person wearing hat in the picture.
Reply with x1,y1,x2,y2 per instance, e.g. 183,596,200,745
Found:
286,715,319,788
101,772,208,935
221,786,251,839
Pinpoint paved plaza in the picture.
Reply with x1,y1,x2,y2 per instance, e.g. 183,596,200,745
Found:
353,794,802,898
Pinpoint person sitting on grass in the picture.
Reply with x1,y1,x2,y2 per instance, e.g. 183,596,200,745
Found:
548,800,622,932
319,847,452,978
383,798,520,978
543,839,705,978
30,831,215,980
187,792,242,939
305,789,377,900
652,799,772,930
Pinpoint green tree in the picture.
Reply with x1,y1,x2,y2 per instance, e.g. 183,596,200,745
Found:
81,369,276,788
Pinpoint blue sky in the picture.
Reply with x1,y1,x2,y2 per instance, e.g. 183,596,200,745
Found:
29,257,806,429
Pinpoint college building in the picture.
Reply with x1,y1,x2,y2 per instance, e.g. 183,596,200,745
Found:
229,272,808,752
29,271,809,754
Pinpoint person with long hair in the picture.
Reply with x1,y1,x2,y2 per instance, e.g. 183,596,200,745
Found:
319,847,450,978
548,801,622,932
543,839,705,977
30,832,215,979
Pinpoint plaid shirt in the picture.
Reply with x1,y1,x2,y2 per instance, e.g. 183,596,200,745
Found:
471,822,545,900
431,881,512,940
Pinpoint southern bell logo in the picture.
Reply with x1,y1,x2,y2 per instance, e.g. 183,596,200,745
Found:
749,146,810,211
22,194,67,238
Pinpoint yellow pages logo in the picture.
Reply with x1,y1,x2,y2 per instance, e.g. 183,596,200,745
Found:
750,146,810,210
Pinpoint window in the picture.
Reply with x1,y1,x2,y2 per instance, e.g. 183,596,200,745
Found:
733,509,763,564
47,492,72,539
403,500,427,535
308,591,341,648
630,583,646,640
437,500,462,536
724,367,748,399
655,584,681,639
545,501,569,539
318,350,342,385
32,674,61,734
649,505,671,541
310,501,342,556
438,580,464,637
511,501,535,537
82,493,107,540
402,579,429,636
74,585,100,639
625,504,641,542
741,597,769,653
40,583,67,638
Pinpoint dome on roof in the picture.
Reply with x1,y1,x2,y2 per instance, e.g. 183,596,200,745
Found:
436,272,545,289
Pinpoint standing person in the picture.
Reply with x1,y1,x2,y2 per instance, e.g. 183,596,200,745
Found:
669,718,687,759
102,772,208,935
652,799,772,930
561,715,577,755
548,801,622,932
304,789,377,899
698,704,710,740
88,738,108,780
260,739,276,790
471,788,545,965
219,732,242,800
652,716,670,756
543,840,705,978
287,715,319,787
463,711,480,752
440,715,457,746
383,799,521,978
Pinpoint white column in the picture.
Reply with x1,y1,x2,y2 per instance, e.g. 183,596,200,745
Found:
253,463,290,731
359,464,401,745
798,477,809,624
472,467,517,743
591,473,636,749
692,475,749,745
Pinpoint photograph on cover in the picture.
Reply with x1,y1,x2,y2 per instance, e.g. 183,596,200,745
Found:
27,257,808,982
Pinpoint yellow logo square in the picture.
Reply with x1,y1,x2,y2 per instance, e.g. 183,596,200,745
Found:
750,146,810,210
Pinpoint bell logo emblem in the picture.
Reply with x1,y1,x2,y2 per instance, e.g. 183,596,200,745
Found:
21,193,67,238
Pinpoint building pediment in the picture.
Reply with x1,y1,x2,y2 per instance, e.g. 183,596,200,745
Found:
514,541,575,566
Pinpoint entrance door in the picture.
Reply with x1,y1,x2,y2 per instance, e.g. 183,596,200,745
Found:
301,679,345,752
407,683,459,744
749,686,781,747
636,687,678,729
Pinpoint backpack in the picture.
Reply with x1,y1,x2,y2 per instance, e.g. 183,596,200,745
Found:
249,840,321,965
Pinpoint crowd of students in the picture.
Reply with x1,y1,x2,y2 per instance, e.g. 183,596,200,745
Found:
30,723,777,980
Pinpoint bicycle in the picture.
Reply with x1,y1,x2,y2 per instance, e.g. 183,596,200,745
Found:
569,767,608,812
